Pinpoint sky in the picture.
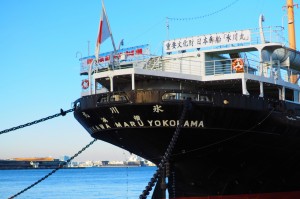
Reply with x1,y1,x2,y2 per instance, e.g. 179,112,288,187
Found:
0,0,299,162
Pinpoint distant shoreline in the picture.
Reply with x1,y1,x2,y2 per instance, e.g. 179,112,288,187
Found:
0,167,85,170
0,166,156,170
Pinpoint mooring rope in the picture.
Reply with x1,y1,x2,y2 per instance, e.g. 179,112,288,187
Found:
8,138,97,199
0,108,74,135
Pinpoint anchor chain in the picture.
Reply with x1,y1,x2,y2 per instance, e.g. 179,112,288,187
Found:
8,138,97,199
0,108,74,135
171,171,176,198
139,99,191,199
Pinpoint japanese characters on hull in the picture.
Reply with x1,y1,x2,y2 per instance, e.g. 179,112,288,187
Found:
81,105,205,133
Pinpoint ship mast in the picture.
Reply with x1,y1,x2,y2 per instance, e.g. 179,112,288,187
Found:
286,0,297,50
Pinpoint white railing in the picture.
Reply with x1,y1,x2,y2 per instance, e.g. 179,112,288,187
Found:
204,58,259,76
205,59,233,75
144,57,202,76
249,26,286,45
215,26,287,49
90,56,203,76
166,26,287,53
204,58,295,84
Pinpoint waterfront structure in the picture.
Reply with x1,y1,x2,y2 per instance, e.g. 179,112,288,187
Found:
0,157,66,169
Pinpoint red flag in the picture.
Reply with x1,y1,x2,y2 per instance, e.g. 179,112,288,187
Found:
95,1,111,61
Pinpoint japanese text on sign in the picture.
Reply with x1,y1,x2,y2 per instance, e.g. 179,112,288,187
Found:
80,44,150,74
163,30,251,53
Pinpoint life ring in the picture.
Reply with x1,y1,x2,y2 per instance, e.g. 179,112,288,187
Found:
81,79,89,89
232,58,244,73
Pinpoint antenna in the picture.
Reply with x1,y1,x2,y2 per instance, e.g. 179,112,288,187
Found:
87,40,90,56
166,17,169,40
259,14,266,44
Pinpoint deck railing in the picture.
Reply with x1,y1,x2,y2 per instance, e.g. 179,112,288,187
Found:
89,56,288,81
205,58,258,76
250,26,286,45
82,26,287,74
199,26,287,50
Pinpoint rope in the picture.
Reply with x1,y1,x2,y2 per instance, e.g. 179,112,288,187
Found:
0,108,74,135
139,98,191,199
8,138,97,199
167,0,240,21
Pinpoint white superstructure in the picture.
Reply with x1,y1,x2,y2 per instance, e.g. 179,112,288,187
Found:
80,26,300,104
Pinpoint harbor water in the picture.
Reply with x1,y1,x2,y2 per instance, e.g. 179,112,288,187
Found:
0,167,156,199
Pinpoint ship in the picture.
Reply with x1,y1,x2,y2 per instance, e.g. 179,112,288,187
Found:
0,157,67,170
73,0,300,198
100,154,148,167
126,154,147,167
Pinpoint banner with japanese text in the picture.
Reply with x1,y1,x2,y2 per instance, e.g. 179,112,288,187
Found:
164,30,251,53
80,44,150,74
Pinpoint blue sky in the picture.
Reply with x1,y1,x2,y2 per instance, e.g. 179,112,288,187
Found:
0,0,299,161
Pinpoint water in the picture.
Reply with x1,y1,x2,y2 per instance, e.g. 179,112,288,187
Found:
0,167,156,199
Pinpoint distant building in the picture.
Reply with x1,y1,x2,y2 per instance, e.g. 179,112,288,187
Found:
0,157,67,169
60,156,71,167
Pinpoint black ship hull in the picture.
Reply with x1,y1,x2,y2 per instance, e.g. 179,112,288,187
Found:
74,90,300,198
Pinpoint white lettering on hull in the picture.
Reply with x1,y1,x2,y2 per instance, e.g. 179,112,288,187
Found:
89,117,204,133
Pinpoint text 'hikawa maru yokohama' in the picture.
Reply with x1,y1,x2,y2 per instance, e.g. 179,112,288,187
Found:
89,118,205,133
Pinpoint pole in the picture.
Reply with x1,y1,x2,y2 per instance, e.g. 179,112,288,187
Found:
286,0,298,83
286,0,297,50
166,17,169,40
102,0,117,69
87,40,90,56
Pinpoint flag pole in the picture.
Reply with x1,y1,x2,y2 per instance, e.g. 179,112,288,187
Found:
101,0,117,64
91,0,117,94
88,60,94,95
